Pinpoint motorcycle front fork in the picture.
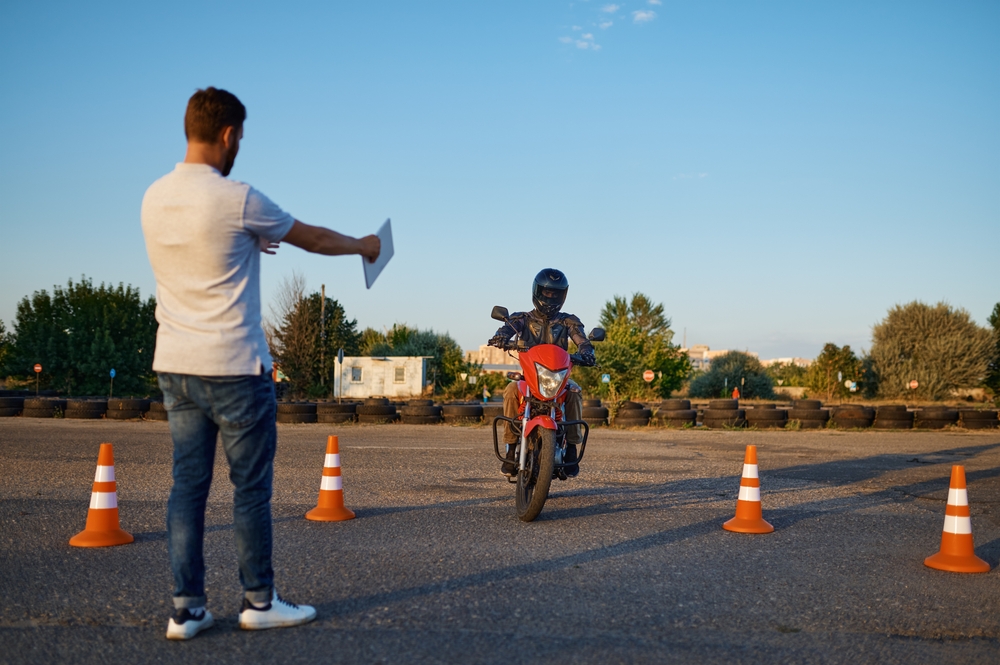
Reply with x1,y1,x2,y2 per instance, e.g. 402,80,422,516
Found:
507,404,566,470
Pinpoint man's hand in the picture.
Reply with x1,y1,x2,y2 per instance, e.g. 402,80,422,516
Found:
488,333,510,349
359,234,380,263
259,238,280,255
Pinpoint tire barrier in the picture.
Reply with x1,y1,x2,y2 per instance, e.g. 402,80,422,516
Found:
401,403,442,424
276,402,318,424
830,405,874,429
442,403,482,424
787,401,829,429
582,404,609,427
65,399,107,420
106,398,150,420
959,409,999,429
653,399,696,427
873,405,913,430
317,401,358,423
356,402,399,424
702,402,746,428
745,405,787,429
914,406,959,429
612,404,651,427
146,401,168,421
0,396,25,417
21,398,67,418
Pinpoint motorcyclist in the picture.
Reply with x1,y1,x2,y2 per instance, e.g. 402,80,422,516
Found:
488,268,596,478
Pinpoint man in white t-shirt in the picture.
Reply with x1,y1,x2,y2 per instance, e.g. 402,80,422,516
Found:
141,87,379,640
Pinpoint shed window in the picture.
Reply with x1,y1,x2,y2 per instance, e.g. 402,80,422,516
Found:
351,367,363,382
394,367,406,383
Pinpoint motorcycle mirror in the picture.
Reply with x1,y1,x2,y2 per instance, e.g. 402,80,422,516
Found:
588,327,606,342
491,305,509,322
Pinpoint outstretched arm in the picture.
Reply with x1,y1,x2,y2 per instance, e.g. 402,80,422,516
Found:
281,220,380,262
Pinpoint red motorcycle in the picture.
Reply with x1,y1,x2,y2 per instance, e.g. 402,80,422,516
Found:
489,306,605,522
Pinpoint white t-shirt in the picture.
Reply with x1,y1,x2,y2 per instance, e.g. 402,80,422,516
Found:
141,163,295,376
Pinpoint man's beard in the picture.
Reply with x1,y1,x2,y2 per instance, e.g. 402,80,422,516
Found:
221,151,236,176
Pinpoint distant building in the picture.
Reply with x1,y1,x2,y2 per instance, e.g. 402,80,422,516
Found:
759,357,812,368
680,345,755,371
328,356,432,398
465,344,520,374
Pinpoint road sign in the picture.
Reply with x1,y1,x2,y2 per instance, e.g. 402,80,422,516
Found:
643,370,655,382
110,369,116,378
34,364,42,373
909,379,919,390
338,348,344,365
838,371,843,382
844,379,852,388
601,374,611,383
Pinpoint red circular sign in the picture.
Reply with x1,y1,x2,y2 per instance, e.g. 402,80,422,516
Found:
909,380,919,390
33,364,42,373
643,370,655,382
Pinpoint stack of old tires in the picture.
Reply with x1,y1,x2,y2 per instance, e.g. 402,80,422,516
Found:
276,401,317,424
653,399,696,427
582,399,608,427
106,398,150,420
613,401,651,427
701,399,746,428
830,405,875,429
873,405,913,429
0,395,25,417
22,398,67,418
147,401,168,421
914,406,959,429
959,409,999,429
787,400,829,429
745,403,787,429
401,399,442,425
482,401,504,422
318,401,357,424
65,399,107,420
442,403,482,424
357,398,399,424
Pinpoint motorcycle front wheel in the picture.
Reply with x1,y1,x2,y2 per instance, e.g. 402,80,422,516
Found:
515,427,555,522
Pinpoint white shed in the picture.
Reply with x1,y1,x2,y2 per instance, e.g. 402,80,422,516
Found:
332,356,432,399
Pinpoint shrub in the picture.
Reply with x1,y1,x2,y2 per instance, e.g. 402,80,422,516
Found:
869,301,993,400
804,343,867,401
688,351,774,399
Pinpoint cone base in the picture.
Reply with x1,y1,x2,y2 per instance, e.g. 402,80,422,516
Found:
723,516,774,534
69,528,134,548
924,551,991,574
305,506,356,522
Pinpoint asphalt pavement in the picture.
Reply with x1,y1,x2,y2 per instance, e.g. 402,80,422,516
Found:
1,418,999,664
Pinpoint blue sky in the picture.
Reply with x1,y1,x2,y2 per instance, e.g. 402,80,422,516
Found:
1,1,997,360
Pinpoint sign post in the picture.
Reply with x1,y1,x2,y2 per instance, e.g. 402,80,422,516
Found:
601,374,611,384
337,348,344,403
109,369,116,398
34,364,42,396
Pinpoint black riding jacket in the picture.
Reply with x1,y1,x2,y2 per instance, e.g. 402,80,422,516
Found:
491,310,595,363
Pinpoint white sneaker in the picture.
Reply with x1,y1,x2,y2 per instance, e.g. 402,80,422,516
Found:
239,590,316,630
166,608,215,640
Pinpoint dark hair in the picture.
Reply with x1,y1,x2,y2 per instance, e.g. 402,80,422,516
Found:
184,87,246,143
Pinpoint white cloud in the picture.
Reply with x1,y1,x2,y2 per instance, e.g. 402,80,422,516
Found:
632,10,656,23
582,33,594,40
601,4,620,13
648,0,662,5
572,25,582,30
577,40,601,51
558,36,573,44
599,20,613,29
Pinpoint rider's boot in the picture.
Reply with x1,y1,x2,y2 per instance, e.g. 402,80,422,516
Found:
502,445,517,478
564,443,579,477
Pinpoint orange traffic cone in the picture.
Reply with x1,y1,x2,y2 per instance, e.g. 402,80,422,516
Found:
69,443,134,547
924,465,990,573
723,445,774,534
305,435,356,521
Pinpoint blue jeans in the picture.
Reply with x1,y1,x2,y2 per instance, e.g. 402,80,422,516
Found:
158,372,277,609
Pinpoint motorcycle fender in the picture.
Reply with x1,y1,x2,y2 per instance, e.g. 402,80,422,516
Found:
524,415,557,437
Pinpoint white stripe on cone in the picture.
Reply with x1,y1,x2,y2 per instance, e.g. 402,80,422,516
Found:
94,465,115,482
742,464,759,479
89,492,118,509
947,488,969,506
320,476,343,491
738,486,761,502
325,454,341,468
943,515,973,535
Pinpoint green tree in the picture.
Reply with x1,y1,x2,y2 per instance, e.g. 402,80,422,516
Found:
271,290,361,399
0,319,11,377
574,293,690,400
360,323,472,396
765,361,808,387
2,277,157,395
805,343,863,401
984,303,1000,403
688,351,774,399
870,301,993,400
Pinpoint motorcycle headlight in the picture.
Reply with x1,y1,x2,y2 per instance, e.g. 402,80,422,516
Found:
534,363,568,399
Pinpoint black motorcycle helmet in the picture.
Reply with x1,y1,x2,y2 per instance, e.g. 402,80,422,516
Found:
531,268,569,318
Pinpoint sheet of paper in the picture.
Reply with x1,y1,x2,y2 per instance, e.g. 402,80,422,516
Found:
363,218,394,289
